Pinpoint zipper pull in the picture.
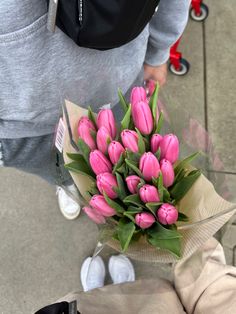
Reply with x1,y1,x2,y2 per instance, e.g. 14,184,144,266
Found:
78,0,83,26
47,0,59,32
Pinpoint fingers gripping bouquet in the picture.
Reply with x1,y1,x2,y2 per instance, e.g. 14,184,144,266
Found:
64,85,202,258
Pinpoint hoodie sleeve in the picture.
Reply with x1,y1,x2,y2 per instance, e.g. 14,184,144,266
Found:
145,0,191,66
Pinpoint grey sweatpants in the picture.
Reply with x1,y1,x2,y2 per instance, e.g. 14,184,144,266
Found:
0,134,61,184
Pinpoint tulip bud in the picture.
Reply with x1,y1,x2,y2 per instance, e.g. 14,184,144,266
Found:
131,101,154,135
146,79,156,97
151,134,163,154
160,134,179,164
139,184,160,203
139,152,160,181
83,206,106,224
96,172,118,199
160,159,175,188
97,109,117,139
130,87,147,105
96,126,112,154
89,195,116,217
78,117,96,150
121,130,139,153
126,175,141,194
157,204,178,225
89,150,112,175
108,141,125,164
135,212,155,229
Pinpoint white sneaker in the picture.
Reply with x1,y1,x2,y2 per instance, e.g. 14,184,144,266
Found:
108,254,135,284
80,256,106,292
56,184,81,220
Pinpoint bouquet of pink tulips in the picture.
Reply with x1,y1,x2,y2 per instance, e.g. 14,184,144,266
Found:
64,85,202,258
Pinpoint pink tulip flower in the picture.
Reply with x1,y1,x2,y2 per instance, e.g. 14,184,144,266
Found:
139,152,160,181
160,159,175,188
96,126,112,154
130,87,147,105
126,175,141,194
96,172,118,199
146,79,156,97
89,150,112,175
121,130,139,153
78,116,96,150
157,204,178,225
160,134,179,164
97,109,117,139
131,100,154,135
89,195,116,217
151,134,163,154
139,184,160,203
108,141,125,164
83,206,106,224
135,212,155,229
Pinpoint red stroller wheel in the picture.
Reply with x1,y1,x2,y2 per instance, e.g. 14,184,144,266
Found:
190,2,209,22
169,58,190,76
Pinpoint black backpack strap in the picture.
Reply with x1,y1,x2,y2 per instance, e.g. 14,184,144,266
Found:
35,301,80,314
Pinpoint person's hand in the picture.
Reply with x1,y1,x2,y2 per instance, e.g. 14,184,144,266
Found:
143,62,168,87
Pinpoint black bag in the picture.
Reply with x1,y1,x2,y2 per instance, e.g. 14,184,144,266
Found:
47,0,160,50
35,301,80,314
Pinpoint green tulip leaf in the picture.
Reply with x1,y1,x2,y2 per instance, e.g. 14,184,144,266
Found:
127,206,143,214
121,104,131,130
116,172,128,200
152,177,159,189
149,83,159,123
177,212,189,222
157,173,164,202
125,159,143,178
88,183,99,195
103,193,125,215
67,152,84,162
64,159,96,181
155,111,164,134
146,202,162,216
131,229,143,242
123,212,136,223
170,170,201,202
118,88,129,113
174,168,187,185
163,187,171,202
147,222,182,258
117,219,136,252
123,194,144,208
135,128,146,154
126,150,141,163
112,153,125,174
90,129,97,142
88,106,97,128
77,138,91,165
116,164,127,175
174,152,200,175
154,148,161,160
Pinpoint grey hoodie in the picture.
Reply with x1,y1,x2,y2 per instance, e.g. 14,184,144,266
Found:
0,0,190,138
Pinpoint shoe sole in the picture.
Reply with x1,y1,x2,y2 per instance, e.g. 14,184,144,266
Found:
59,207,81,220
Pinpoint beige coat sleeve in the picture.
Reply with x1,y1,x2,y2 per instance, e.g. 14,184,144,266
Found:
174,237,236,314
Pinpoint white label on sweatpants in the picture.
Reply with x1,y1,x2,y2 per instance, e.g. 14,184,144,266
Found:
55,118,66,153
